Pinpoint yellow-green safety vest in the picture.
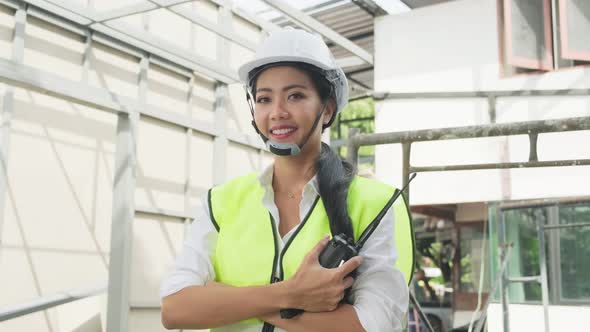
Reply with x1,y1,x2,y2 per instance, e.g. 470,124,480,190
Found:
207,173,414,329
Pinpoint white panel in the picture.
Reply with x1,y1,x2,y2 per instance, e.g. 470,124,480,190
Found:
174,0,219,23
412,137,510,166
129,309,184,332
193,24,218,60
188,131,213,205
0,312,47,332
69,0,89,7
89,41,140,98
537,131,590,160
495,96,590,122
113,11,147,30
136,117,186,212
0,249,42,305
130,214,185,304
1,189,21,246
31,251,107,294
226,83,254,134
487,303,590,332
374,0,499,92
229,42,254,71
0,4,14,60
232,14,262,44
226,142,263,179
508,166,590,200
92,0,145,12
8,90,116,251
194,0,218,22
53,295,106,332
374,143,403,188
23,16,85,82
147,63,190,116
190,74,215,123
148,8,191,51
375,98,491,131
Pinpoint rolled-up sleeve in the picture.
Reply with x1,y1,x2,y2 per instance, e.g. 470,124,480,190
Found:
160,199,218,299
349,206,409,332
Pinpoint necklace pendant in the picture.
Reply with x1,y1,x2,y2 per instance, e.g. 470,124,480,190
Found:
288,192,295,199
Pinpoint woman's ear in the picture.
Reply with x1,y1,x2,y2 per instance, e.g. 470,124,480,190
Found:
323,99,337,125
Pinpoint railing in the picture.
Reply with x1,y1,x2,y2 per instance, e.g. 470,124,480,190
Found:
342,88,590,332
0,284,107,322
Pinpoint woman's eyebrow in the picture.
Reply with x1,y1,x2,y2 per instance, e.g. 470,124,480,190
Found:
256,84,308,93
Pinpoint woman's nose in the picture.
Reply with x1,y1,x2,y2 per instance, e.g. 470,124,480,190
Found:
269,99,289,120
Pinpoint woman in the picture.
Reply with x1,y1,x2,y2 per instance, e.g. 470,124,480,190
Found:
160,28,409,332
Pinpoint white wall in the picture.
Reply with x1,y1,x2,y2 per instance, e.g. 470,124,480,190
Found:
374,0,590,205
487,303,590,332
0,1,272,331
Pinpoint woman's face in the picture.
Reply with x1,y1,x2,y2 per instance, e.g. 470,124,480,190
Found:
252,66,334,152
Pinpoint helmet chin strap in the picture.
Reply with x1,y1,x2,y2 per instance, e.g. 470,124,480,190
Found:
248,94,328,156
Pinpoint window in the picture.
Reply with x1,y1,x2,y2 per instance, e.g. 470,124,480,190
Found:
499,0,590,75
489,201,590,305
557,204,590,302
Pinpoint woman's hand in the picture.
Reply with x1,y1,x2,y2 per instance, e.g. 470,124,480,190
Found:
284,235,362,312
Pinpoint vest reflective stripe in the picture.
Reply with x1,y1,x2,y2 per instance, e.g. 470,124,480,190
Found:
208,173,415,330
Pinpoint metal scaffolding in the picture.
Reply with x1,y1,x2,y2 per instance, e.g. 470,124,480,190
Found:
345,89,590,332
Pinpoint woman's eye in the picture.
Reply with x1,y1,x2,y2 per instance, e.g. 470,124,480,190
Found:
288,93,304,101
256,97,270,103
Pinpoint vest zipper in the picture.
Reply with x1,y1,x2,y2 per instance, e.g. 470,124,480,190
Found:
261,196,320,332
277,195,320,281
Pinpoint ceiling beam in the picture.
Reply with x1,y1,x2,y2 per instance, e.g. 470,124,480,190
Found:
336,55,365,69
351,0,388,16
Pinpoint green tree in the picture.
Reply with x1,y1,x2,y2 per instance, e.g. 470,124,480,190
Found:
331,98,375,172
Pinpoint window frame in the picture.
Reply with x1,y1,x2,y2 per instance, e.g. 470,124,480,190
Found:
490,200,590,306
558,0,590,61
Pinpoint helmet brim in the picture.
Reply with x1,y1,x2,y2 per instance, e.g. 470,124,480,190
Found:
238,56,333,85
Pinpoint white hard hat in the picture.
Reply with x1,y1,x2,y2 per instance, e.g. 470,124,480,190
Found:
238,28,349,115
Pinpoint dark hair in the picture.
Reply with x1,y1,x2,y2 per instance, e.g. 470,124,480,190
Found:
250,62,357,240
317,142,356,240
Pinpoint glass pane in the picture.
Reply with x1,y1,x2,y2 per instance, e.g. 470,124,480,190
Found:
503,207,548,303
559,203,590,301
459,226,490,293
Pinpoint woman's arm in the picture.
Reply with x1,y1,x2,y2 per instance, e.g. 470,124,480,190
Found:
261,304,365,332
161,234,361,329
161,282,288,329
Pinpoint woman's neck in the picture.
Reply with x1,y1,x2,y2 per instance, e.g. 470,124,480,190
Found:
272,145,320,193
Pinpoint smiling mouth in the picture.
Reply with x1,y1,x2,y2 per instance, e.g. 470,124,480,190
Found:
270,127,297,139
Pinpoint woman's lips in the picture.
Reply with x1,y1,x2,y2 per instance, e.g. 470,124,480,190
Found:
270,127,298,140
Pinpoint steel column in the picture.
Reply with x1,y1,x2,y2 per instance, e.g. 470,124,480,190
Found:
0,2,26,251
402,142,411,197
212,4,231,185
346,128,360,165
105,55,144,332
537,216,551,332
499,212,510,332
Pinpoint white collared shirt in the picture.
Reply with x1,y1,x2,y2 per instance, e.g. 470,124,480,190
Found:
160,164,409,332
